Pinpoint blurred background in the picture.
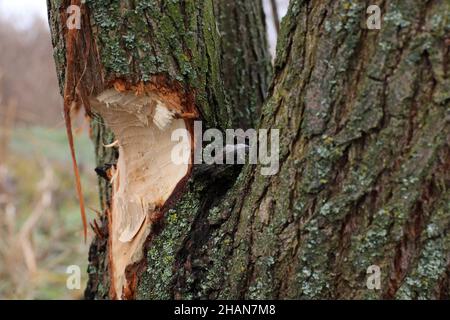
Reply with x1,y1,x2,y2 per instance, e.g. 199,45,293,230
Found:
0,0,288,299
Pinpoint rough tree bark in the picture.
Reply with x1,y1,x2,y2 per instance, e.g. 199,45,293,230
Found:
48,0,450,300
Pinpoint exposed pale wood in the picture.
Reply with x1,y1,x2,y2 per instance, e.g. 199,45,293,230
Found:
91,89,191,299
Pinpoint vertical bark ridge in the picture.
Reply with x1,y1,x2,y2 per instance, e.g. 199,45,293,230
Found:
214,0,272,129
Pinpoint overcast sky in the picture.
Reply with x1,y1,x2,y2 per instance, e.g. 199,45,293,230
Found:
0,0,288,53
0,0,48,27
0,0,289,27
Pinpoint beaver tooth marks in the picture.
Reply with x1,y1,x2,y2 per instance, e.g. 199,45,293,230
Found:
90,88,191,299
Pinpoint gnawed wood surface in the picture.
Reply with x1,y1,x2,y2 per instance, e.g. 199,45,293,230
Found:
91,89,191,298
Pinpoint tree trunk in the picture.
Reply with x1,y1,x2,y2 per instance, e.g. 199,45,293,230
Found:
48,0,271,299
214,0,272,129
48,0,450,300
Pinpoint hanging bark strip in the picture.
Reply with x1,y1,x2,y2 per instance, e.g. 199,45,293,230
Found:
62,0,87,241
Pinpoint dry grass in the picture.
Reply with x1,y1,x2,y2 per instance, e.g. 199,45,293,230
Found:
0,9,98,296
0,128,96,299
0,89,97,299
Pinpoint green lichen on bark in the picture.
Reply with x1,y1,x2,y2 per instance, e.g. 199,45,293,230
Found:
137,182,203,299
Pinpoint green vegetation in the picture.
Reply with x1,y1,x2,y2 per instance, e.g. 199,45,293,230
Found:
0,126,98,299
